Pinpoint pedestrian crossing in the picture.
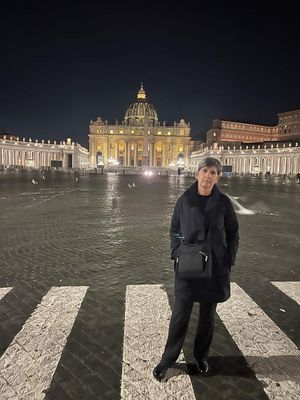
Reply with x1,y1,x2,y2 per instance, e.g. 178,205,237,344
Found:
0,286,88,400
0,287,13,301
217,283,300,400
122,282,300,400
0,282,299,400
271,281,300,306
122,284,196,399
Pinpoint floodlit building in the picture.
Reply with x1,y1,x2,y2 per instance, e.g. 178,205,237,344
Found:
206,109,300,145
190,109,300,175
88,84,192,169
190,140,300,175
0,135,89,170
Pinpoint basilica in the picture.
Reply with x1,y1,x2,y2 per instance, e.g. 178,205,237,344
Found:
88,84,192,169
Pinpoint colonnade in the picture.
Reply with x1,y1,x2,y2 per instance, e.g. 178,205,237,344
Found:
223,155,300,174
0,139,89,170
0,148,64,168
190,146,300,175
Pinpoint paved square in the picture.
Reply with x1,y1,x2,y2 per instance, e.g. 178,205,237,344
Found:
0,171,299,399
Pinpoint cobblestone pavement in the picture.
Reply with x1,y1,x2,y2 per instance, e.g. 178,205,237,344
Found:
0,171,299,399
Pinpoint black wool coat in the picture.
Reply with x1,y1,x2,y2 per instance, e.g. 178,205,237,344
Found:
170,182,239,303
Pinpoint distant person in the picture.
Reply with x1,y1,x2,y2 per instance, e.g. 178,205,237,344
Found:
153,157,239,381
177,167,181,176
296,172,300,184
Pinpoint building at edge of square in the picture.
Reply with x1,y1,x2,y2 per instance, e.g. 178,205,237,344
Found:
206,109,300,145
190,110,300,175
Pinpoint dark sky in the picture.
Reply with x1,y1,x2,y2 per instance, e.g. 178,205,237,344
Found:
1,0,299,148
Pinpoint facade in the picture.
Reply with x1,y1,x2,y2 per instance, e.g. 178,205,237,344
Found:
197,109,300,175
190,141,300,175
0,135,89,170
206,109,300,145
277,110,300,136
88,84,192,169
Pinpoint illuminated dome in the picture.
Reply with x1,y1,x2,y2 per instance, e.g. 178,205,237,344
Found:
124,83,158,126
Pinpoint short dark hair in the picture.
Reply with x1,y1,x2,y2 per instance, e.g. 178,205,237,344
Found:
197,157,222,175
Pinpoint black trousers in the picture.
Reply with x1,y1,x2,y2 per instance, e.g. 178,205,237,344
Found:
161,296,217,366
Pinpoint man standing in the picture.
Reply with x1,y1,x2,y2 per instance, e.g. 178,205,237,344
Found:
153,157,239,381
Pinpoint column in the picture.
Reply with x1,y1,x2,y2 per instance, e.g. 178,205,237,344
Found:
152,142,155,166
128,142,131,166
283,157,287,174
115,141,118,162
287,157,291,174
134,143,137,166
125,141,128,166
106,139,109,167
149,141,152,166
185,144,189,170
292,157,299,174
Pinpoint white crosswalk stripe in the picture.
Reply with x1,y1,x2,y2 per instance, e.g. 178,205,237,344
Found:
121,284,196,399
217,282,300,400
0,286,88,400
1,283,299,399
0,287,12,300
271,281,300,305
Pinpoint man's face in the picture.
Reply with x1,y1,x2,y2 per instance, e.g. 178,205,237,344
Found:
196,166,220,192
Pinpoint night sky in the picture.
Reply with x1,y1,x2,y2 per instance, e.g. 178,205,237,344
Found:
1,1,299,148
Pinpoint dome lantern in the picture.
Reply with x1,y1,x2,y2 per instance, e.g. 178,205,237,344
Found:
137,82,146,101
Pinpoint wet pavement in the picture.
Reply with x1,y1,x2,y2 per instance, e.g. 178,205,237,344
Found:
0,171,299,399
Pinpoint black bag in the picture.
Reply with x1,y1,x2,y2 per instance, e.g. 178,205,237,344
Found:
176,236,212,280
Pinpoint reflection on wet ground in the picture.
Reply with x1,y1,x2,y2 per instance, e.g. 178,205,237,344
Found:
1,171,299,288
0,171,300,399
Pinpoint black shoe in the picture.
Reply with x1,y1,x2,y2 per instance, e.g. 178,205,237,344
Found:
153,363,170,382
196,359,210,375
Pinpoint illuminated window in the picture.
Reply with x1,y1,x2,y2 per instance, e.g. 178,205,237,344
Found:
110,130,113,134
157,131,161,135
180,129,184,135
120,130,123,134
179,146,183,152
167,132,171,135
131,130,135,134
138,143,143,151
